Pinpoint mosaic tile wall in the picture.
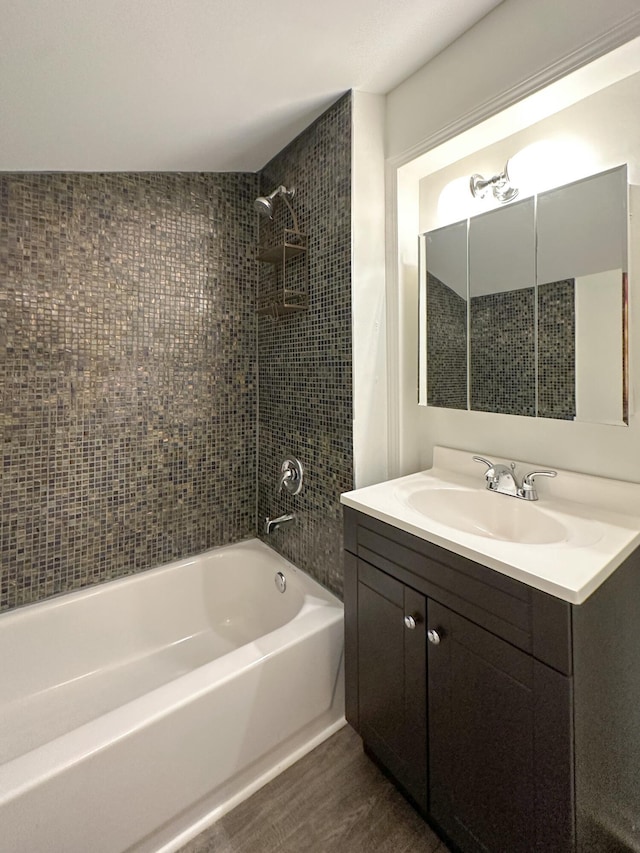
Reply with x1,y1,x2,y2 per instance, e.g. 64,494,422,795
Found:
426,272,467,409
257,93,352,599
538,279,576,420
0,173,258,611
470,287,536,416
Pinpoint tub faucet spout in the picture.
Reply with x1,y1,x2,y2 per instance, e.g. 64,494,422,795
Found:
264,513,296,535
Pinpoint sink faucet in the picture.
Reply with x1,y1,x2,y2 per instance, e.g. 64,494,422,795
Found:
264,513,296,535
473,456,557,501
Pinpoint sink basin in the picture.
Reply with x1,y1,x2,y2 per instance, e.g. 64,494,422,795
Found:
404,488,569,545
341,446,640,603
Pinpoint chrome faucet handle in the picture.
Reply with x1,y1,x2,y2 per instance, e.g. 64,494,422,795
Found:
522,469,557,488
474,455,508,482
277,467,293,493
472,455,494,471
277,457,304,496
519,469,557,500
473,455,499,488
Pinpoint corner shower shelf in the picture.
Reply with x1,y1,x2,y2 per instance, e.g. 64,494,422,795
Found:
256,228,308,319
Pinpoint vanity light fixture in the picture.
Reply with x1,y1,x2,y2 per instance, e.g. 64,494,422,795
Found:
469,160,519,203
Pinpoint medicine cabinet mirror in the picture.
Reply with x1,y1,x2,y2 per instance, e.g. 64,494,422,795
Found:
419,165,628,425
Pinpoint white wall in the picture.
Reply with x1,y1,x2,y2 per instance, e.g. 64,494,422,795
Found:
386,0,640,162
351,91,388,487
384,0,640,483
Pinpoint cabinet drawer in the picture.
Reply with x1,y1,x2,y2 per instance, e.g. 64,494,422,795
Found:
344,506,572,674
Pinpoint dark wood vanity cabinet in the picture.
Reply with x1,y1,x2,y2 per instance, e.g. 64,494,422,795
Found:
344,506,640,853
355,560,427,811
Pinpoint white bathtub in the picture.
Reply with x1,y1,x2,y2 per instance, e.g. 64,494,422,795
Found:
0,540,345,853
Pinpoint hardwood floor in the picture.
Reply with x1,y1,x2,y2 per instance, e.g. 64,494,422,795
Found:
180,725,450,853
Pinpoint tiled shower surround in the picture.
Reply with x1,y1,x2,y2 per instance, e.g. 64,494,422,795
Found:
1,173,258,611
257,94,353,598
0,95,353,612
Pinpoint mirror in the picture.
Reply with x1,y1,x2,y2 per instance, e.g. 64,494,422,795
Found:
419,165,628,425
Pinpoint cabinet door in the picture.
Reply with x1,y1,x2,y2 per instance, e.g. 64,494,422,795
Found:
357,560,427,811
428,599,573,853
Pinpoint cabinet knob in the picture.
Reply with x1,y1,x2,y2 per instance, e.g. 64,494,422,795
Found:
427,628,442,645
404,614,417,630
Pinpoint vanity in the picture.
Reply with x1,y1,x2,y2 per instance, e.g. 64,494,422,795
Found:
341,447,640,853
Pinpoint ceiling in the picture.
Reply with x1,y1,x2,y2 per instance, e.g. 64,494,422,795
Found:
0,0,503,172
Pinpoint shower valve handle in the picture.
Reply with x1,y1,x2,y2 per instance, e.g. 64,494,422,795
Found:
277,458,304,496
278,467,294,492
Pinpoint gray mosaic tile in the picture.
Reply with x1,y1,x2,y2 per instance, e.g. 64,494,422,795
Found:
470,287,536,417
538,279,576,420
426,272,467,409
256,93,353,600
0,173,258,611
1,97,354,612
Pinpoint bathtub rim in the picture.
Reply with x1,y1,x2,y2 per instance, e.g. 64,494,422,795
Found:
0,537,341,625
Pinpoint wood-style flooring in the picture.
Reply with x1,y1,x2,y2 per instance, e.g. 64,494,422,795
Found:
180,725,451,853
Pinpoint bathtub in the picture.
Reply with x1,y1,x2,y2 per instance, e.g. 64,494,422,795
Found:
0,540,345,853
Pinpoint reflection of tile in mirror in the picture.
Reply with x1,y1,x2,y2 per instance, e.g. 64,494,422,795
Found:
426,272,467,409
538,279,576,420
470,287,535,416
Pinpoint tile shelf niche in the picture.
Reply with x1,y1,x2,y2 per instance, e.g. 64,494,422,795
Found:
256,227,309,319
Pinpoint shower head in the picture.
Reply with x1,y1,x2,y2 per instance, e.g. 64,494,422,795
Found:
253,185,295,220
254,195,275,218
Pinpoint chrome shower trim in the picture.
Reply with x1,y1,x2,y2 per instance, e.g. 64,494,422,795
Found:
254,186,300,232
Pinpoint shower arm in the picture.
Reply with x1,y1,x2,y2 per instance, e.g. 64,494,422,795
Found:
279,191,300,235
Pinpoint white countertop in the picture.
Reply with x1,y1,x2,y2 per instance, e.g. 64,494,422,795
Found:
341,447,640,604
